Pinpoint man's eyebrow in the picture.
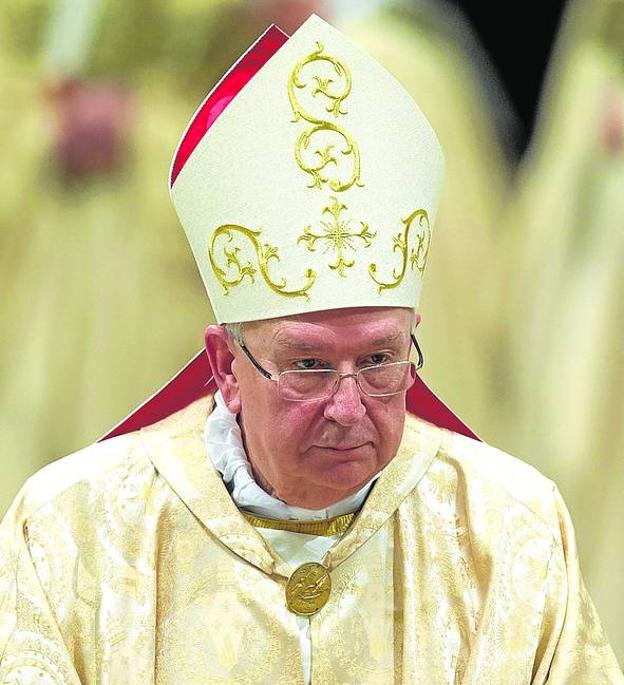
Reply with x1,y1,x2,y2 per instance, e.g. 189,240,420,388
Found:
273,337,321,353
272,330,406,352
370,331,405,347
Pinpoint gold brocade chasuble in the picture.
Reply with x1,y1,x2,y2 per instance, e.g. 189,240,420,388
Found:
0,397,622,684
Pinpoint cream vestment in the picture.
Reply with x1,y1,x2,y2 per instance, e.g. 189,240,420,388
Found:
1,396,622,684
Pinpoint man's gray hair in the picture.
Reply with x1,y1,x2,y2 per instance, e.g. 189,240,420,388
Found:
223,322,245,344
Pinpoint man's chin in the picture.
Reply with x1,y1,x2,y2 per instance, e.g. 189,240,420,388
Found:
310,455,376,499
280,462,377,508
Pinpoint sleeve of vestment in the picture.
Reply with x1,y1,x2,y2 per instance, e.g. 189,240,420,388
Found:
531,485,624,684
0,484,83,684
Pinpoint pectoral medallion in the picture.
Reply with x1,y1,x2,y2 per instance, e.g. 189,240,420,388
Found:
285,562,331,616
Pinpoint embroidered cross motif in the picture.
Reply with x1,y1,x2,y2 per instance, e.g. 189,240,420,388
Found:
298,196,376,277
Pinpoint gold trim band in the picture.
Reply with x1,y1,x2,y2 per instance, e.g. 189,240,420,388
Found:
243,511,355,537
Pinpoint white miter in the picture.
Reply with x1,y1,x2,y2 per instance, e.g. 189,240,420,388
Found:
170,14,444,324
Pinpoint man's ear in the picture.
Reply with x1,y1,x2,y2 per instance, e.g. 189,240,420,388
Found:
412,310,422,330
204,325,241,414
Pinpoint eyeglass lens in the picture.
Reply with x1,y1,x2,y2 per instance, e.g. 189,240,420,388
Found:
278,361,416,401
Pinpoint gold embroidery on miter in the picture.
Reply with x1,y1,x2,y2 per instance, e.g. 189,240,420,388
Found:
208,224,316,299
290,42,376,278
203,38,433,300
288,41,363,192
298,196,376,277
369,209,431,292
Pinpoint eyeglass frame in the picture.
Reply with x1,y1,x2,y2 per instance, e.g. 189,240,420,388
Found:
235,332,424,401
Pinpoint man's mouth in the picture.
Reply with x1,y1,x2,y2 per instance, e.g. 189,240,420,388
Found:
315,443,368,452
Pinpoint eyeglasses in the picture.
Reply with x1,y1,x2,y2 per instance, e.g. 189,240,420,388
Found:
237,333,423,402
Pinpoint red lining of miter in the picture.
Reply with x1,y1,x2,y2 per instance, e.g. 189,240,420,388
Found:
169,24,288,187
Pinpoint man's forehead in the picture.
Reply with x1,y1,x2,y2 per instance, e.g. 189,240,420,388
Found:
246,306,413,348
272,329,406,352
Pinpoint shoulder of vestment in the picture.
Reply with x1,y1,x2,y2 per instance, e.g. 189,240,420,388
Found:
8,396,211,527
9,430,151,524
406,413,560,533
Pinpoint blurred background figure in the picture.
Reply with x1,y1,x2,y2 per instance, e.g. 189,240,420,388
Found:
501,0,624,658
0,0,253,510
0,0,622,666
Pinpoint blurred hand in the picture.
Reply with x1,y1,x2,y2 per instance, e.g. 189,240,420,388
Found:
251,0,327,34
47,78,135,181
599,85,624,155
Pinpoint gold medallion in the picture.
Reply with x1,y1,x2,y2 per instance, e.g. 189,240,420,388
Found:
285,562,332,616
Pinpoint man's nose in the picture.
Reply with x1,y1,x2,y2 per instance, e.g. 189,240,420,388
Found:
323,375,366,425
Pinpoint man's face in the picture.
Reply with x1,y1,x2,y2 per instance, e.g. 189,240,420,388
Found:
206,306,418,509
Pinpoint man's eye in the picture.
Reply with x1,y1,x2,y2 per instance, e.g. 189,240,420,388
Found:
293,359,324,370
363,353,390,366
